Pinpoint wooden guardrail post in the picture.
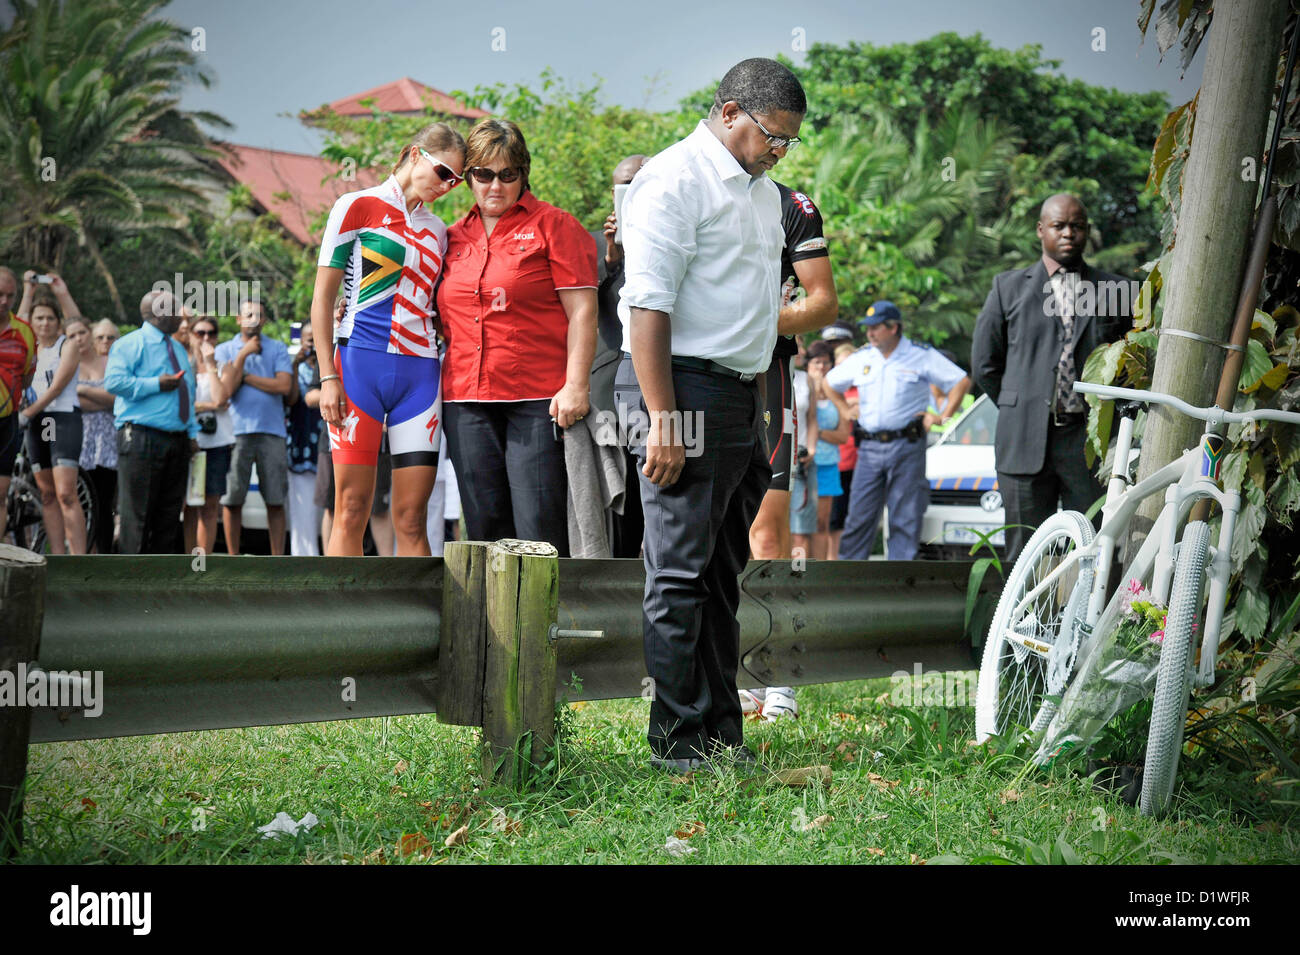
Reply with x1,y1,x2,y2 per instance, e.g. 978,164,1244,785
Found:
0,545,46,859
438,539,559,788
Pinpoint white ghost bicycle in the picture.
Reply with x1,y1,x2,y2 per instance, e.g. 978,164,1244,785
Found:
974,380,1300,816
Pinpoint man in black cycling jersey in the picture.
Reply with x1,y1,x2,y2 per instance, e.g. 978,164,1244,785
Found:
743,181,838,720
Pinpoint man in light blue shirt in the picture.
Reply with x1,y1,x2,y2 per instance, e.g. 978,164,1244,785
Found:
216,300,292,554
825,301,971,559
105,290,198,553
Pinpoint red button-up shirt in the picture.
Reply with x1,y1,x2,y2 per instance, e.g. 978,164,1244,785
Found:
437,192,597,402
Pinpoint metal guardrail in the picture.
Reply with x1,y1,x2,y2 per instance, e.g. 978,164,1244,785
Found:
26,554,984,743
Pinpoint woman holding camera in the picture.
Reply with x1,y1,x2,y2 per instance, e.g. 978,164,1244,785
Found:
436,119,597,555
188,315,232,555
17,272,86,553
310,122,465,556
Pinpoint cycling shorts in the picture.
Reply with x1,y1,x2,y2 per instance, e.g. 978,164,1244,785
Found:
761,353,794,492
327,343,442,468
24,410,83,471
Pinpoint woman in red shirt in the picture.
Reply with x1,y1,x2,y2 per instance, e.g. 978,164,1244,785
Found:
436,119,597,556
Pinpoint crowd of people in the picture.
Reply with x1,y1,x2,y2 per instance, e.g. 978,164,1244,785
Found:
0,59,1132,770
0,270,462,557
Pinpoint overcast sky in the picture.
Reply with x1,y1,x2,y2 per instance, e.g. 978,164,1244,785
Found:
164,0,1204,154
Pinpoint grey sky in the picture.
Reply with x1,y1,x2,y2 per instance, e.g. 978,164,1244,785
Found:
166,0,1203,154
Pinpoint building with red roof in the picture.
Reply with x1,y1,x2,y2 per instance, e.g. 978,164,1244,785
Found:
209,144,381,247
302,77,487,124
209,79,481,248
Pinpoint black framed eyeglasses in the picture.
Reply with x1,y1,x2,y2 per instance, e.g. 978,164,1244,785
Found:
739,106,801,152
192,328,218,338
467,166,521,184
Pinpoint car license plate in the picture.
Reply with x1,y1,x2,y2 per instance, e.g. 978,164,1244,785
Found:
943,522,1005,546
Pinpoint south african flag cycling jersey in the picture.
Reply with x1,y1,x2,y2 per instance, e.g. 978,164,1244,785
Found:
318,176,449,358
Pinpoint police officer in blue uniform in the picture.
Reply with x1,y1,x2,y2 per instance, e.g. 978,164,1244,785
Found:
825,301,970,560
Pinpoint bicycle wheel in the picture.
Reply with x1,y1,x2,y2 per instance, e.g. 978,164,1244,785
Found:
5,476,46,551
975,511,1095,743
1140,520,1210,817
29,468,97,554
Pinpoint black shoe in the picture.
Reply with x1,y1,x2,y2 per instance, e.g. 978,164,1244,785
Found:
650,754,704,773
707,743,763,772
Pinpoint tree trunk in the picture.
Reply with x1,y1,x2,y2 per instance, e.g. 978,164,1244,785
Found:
1136,0,1289,529
82,230,127,322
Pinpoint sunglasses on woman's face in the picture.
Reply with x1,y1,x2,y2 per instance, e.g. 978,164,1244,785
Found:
193,328,218,338
418,148,463,187
467,166,521,184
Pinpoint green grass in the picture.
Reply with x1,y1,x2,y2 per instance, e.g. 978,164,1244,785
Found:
15,677,1299,864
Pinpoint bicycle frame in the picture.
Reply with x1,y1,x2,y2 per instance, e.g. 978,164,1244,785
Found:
1000,418,1240,689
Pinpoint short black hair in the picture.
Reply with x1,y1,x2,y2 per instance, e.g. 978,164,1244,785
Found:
806,339,837,362
711,58,806,118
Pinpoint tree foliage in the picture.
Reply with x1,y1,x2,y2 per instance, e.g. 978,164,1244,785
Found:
684,33,1170,268
315,70,696,235
0,0,228,318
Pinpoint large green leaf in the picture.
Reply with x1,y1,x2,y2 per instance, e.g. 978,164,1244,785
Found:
1238,339,1274,391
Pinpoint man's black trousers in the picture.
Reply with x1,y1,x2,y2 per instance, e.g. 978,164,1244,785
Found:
615,358,771,761
115,424,189,555
998,416,1104,565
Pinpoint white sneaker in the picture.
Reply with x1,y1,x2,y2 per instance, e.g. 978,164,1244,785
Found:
762,687,798,721
739,688,766,714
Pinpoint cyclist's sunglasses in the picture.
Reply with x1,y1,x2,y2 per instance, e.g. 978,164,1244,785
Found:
418,148,464,187
467,166,521,184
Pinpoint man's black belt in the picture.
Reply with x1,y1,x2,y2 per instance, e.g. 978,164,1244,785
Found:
1052,410,1087,427
119,422,186,437
854,419,924,443
622,353,757,382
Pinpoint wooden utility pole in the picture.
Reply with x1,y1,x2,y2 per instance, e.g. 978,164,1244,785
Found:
1136,0,1288,522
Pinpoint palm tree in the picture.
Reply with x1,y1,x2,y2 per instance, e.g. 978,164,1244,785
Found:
784,105,1060,352
0,0,228,317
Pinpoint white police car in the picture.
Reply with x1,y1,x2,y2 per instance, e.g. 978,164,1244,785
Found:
918,394,1005,560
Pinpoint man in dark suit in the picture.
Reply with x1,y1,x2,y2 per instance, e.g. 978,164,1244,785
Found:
971,193,1134,564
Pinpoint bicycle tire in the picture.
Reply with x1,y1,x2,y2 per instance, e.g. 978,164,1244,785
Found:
1140,519,1210,817
976,510,1095,743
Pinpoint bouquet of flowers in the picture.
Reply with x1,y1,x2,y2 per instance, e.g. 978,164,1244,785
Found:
1036,579,1169,765
1110,580,1168,669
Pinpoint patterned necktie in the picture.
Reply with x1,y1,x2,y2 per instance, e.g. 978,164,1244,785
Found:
1054,269,1084,413
163,335,189,424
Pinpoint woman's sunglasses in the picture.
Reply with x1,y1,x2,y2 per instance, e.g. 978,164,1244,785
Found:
467,166,521,184
419,149,463,187
192,328,218,338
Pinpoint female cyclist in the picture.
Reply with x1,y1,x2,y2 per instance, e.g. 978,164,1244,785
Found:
18,280,87,553
309,122,466,556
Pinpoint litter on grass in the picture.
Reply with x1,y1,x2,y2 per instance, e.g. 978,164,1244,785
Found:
257,812,318,839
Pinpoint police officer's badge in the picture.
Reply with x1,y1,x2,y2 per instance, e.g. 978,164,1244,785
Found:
763,411,771,426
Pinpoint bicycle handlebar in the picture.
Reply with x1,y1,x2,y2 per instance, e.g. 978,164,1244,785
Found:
1073,381,1300,427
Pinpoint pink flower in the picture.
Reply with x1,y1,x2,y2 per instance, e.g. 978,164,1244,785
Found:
1149,630,1165,644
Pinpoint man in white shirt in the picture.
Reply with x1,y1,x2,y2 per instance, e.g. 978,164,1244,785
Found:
615,57,806,772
